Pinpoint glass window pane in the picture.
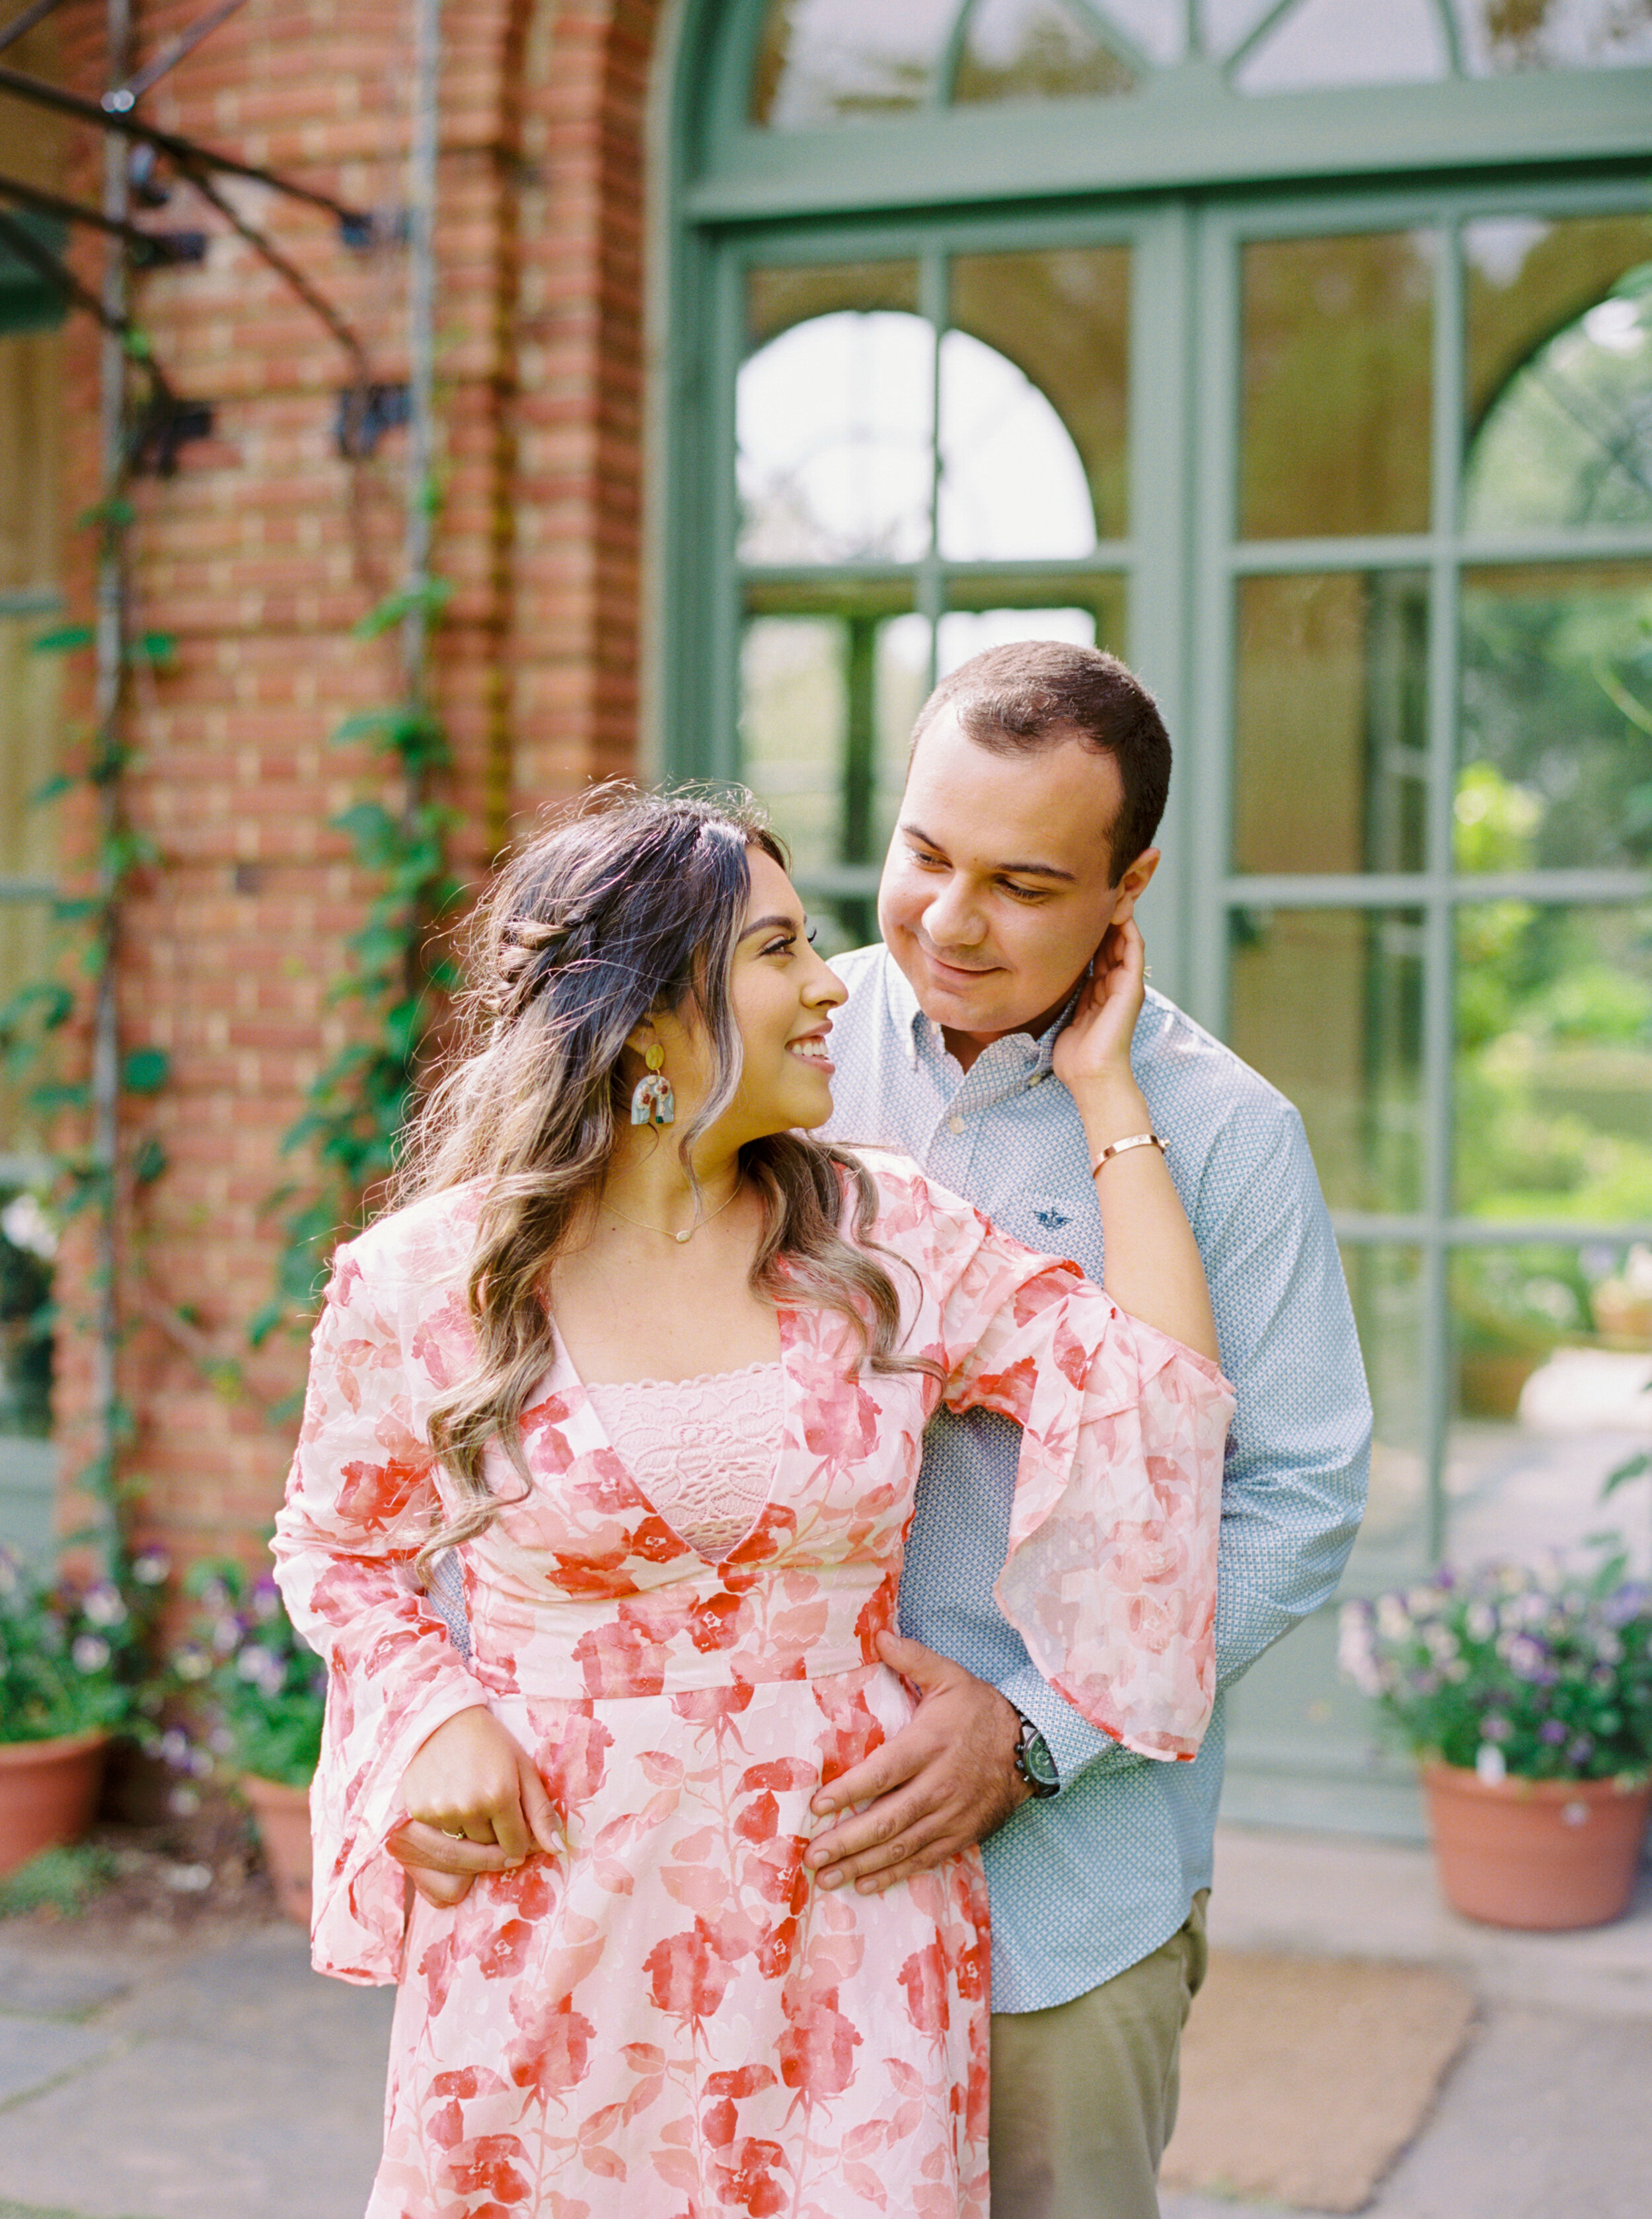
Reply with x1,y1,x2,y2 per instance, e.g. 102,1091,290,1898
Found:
936,601,1098,678
1232,0,1450,93
942,571,1125,637
739,609,927,953
739,276,932,565
1454,0,1652,75
751,0,954,126
954,0,1138,104
1233,572,1429,876
1458,565,1652,875
1340,1243,1430,1584
937,330,1095,560
1227,907,1425,1213
1240,232,1435,540
1455,902,1652,1222
1094,0,1185,65
1448,1240,1652,1573
948,248,1130,541
0,901,55,1170
1464,215,1652,531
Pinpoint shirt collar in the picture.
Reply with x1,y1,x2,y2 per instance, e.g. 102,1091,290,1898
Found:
883,948,1079,1086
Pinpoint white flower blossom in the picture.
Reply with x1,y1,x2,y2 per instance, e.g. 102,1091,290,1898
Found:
71,1633,110,1673
1376,1594,1411,1642
1,1192,57,1260
131,1550,170,1586
1476,1744,1507,1784
1337,1603,1382,1696
81,1582,127,1628
236,1645,285,1699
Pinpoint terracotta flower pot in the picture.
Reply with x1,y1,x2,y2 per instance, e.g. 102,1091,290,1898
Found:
241,1772,313,1926
1421,1761,1652,1931
0,1730,110,1879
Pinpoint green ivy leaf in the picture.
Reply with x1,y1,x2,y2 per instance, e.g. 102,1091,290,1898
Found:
126,632,176,668
77,497,137,531
122,1047,170,1096
246,1299,286,1350
131,1135,168,1185
28,1080,91,1111
1603,1452,1651,1499
352,576,453,640
28,774,75,807
31,625,94,656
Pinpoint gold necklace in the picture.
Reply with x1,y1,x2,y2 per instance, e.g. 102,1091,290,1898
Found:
601,1177,743,1246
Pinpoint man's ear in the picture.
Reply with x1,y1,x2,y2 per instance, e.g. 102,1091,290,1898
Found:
1105,846,1160,931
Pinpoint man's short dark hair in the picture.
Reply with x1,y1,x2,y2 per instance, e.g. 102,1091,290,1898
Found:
909,640,1172,884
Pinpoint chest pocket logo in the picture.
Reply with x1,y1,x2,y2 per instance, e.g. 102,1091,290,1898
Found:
1032,1206,1070,1233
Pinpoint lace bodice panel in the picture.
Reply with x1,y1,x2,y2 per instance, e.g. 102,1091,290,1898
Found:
584,1361,783,1560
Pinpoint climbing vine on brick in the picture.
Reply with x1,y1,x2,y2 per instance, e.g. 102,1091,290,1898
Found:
250,575,461,1370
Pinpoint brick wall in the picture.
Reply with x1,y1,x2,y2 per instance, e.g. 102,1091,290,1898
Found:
46,0,667,1570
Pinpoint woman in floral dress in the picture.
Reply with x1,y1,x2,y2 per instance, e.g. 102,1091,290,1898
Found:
273,789,1232,2219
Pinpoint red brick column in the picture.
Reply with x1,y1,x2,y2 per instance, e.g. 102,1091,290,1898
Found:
43,0,668,1571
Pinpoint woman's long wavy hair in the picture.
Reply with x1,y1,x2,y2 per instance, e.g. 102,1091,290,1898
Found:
396,786,919,1573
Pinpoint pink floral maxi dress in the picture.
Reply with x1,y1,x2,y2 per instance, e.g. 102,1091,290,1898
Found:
272,1154,1233,2219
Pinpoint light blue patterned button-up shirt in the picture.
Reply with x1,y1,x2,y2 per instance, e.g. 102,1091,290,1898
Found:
822,943,1370,2015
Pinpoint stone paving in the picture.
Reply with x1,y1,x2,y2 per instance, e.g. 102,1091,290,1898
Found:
0,1825,1642,2218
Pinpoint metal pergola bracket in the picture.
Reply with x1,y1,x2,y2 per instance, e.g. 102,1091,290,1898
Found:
336,382,410,459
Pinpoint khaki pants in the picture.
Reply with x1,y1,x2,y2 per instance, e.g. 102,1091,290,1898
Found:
987,1891,1209,2219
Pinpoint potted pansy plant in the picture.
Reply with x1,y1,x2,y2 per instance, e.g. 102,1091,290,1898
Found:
1339,1544,1652,1930
170,1561,326,1923
0,1543,167,1877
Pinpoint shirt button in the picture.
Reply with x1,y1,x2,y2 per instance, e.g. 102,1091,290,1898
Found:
948,1115,965,1134
1028,1073,1043,1087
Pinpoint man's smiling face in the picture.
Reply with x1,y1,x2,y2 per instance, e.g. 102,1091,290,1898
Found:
878,706,1158,1061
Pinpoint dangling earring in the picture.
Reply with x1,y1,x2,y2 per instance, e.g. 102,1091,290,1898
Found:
630,1042,675,1127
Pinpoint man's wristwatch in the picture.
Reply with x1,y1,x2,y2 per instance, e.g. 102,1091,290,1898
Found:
1011,1710,1061,1799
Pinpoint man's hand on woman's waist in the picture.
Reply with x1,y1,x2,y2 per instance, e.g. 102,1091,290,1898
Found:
804,1629,1031,1894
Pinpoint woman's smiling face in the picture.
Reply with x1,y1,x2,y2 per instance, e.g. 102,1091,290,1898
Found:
644,848,846,1149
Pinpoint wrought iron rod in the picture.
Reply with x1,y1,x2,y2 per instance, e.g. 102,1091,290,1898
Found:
0,167,193,259
0,60,369,227
0,0,64,59
105,0,250,106
180,163,370,378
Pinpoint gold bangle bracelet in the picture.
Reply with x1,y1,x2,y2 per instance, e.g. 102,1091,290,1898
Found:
1090,1131,1166,1178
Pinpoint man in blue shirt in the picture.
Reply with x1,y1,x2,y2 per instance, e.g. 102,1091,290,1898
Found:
804,640,1370,2218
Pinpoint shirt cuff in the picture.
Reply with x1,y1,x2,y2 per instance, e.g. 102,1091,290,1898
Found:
998,1662,1129,1791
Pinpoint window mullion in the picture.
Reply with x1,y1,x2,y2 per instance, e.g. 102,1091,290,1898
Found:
1421,213,1466,1565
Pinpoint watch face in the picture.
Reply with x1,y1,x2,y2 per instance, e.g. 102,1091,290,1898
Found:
1022,1729,1059,1791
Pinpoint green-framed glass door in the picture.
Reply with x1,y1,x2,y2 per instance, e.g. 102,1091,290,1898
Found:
1190,178,1652,1830
675,158,1652,1834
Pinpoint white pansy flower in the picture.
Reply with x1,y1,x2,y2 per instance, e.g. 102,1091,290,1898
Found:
81,1583,127,1628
